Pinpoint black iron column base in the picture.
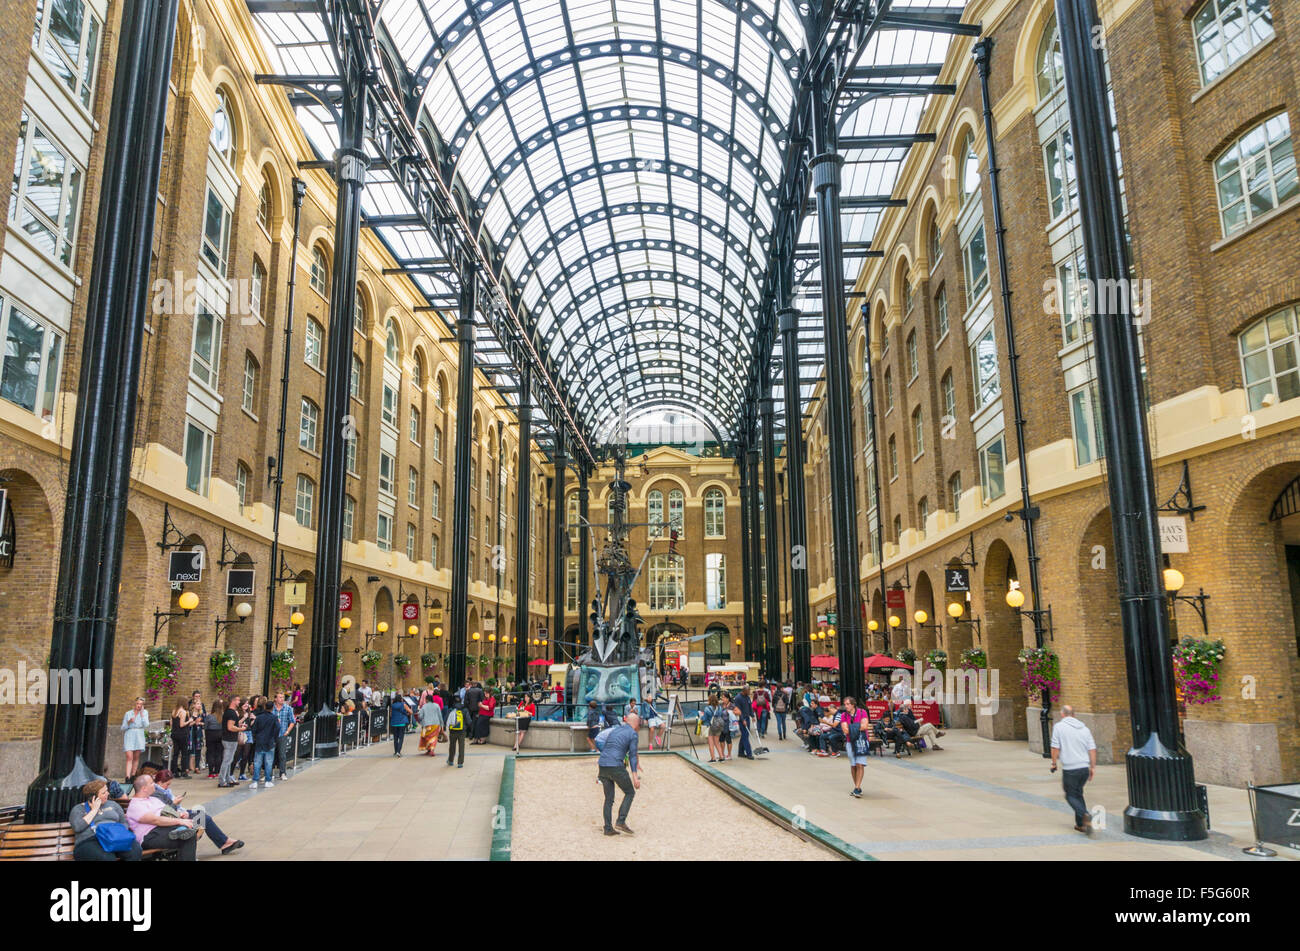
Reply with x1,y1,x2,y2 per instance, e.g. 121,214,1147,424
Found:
25,756,102,823
1122,735,1207,841
311,705,340,759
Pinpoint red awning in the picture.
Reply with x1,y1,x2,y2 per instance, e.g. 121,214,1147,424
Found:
864,653,913,672
527,658,551,666
810,654,840,669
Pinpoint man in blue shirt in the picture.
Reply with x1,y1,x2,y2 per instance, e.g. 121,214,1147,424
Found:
271,692,296,781
596,711,641,836
733,685,755,759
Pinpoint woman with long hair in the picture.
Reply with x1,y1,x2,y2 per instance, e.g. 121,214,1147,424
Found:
706,695,725,763
169,701,193,777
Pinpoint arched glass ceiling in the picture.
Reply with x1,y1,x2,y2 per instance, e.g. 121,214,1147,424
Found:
248,0,969,440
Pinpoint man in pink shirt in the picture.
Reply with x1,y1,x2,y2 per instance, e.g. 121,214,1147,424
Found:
124,774,198,860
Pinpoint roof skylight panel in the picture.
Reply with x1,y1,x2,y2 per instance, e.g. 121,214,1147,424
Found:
380,0,430,59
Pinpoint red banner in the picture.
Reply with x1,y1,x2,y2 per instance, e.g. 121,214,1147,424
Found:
339,591,352,611
864,700,941,726
402,602,419,621
885,588,906,610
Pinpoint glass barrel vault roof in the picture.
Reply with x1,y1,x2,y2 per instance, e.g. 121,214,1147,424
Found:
248,0,966,442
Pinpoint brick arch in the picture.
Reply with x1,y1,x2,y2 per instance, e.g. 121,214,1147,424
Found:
913,569,937,657
1070,506,1129,743
981,537,1029,738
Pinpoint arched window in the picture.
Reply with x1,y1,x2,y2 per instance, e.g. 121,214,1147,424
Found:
958,131,979,202
703,488,725,537
413,352,424,389
1193,0,1274,86
354,287,366,335
1239,304,1300,410
350,353,363,399
648,554,685,611
385,319,400,364
928,217,942,268
211,88,235,162
567,493,580,547
1214,113,1296,238
431,482,441,519
257,178,272,231
647,489,664,537
667,489,685,538
1035,15,1064,102
310,247,328,296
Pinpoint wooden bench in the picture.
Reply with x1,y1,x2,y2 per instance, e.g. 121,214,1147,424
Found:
0,820,203,861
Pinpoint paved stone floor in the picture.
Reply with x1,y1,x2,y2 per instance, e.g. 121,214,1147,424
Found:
162,728,1297,861
172,739,505,860
701,727,1299,861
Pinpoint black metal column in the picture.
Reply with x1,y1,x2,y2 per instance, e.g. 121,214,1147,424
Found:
551,430,567,652
27,0,180,821
778,309,813,684
577,466,590,648
262,178,306,697
447,266,478,691
737,448,756,661
1055,0,1205,840
760,388,782,681
745,448,765,669
514,363,532,678
305,52,368,758
811,63,865,702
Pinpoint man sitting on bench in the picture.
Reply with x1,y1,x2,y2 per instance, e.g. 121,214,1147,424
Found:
124,774,198,860
897,704,945,752
153,770,244,855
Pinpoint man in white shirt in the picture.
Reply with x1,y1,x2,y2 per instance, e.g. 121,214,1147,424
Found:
890,675,912,710
1050,705,1098,834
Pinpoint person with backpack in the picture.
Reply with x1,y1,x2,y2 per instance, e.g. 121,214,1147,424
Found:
772,684,789,741
444,698,468,767
839,696,870,798
389,691,414,756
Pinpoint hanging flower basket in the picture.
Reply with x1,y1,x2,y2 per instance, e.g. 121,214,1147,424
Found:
144,645,180,702
897,647,917,666
393,654,412,673
270,649,295,694
959,646,987,670
209,649,239,696
361,650,383,674
924,648,947,673
1172,637,1225,705
1017,647,1061,706
420,652,439,674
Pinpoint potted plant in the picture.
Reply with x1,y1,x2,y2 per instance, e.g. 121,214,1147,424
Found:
420,652,438,677
924,648,947,673
959,646,987,670
361,650,382,676
269,649,295,694
1172,637,1225,705
1017,647,1061,706
209,648,239,695
144,645,180,702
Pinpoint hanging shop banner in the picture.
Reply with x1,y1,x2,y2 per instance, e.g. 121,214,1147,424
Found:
886,588,907,611
339,591,353,611
226,569,256,598
1159,516,1189,554
482,615,495,631
402,602,419,621
284,582,307,605
429,607,443,624
945,567,971,593
167,549,204,584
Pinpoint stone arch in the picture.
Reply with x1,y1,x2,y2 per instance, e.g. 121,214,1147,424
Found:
868,587,886,654
914,186,945,273
255,152,287,227
981,537,1028,739
290,568,315,689
1209,460,1300,783
943,108,984,218
1012,0,1062,110
913,570,937,657
1071,505,1128,763
890,244,914,322
638,473,690,501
